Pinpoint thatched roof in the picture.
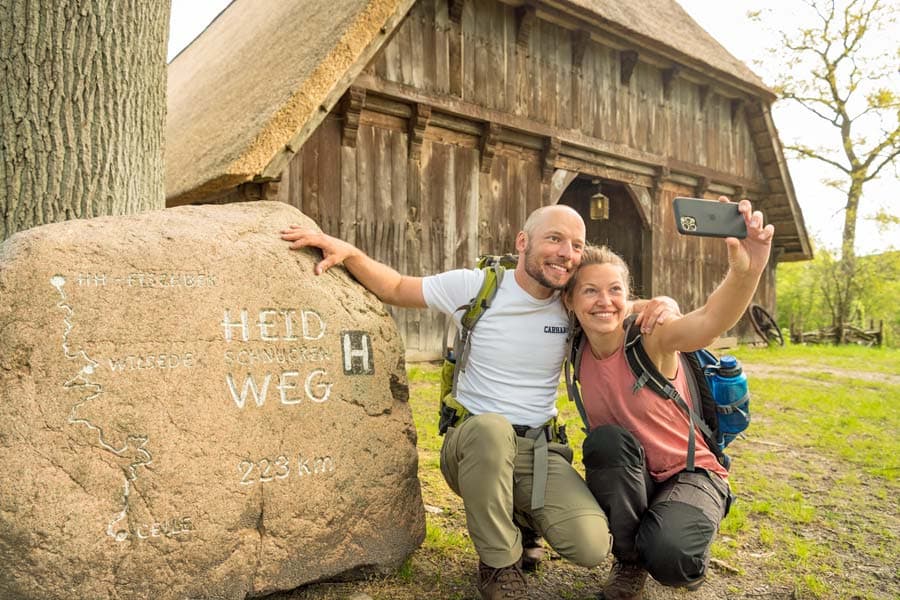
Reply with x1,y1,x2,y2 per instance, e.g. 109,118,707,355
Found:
166,0,416,205
562,0,770,95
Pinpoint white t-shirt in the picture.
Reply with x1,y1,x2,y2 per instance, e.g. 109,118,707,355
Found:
422,268,570,427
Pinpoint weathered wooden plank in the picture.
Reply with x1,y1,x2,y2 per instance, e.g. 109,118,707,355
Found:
375,128,393,262
514,29,530,117
317,116,342,234
406,153,423,275
381,16,402,82
478,169,493,257
557,27,572,130
447,0,463,96
433,0,450,94
487,0,505,112
391,129,408,270
555,156,655,189
399,11,415,87
273,163,291,206
355,125,376,254
473,1,489,107
461,0,476,102
503,5,516,115
302,130,320,223
340,146,357,243
442,146,458,268
409,1,426,90
460,146,479,265
491,155,509,254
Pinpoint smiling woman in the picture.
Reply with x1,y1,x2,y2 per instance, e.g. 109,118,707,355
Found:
563,198,774,596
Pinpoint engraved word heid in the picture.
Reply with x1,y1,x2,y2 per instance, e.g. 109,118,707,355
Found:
222,308,335,409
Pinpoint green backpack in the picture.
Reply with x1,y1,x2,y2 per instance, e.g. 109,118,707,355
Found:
438,254,518,434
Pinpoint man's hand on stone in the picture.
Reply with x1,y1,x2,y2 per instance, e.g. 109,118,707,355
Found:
281,227,361,275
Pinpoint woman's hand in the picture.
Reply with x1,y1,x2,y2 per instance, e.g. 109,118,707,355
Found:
725,197,774,277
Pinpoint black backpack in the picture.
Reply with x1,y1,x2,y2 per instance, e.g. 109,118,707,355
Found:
564,315,744,471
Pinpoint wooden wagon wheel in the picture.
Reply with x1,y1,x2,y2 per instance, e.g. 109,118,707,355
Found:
749,304,785,346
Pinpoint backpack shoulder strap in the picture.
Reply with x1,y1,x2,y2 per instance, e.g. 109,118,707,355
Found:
563,318,591,433
450,264,505,396
622,316,714,471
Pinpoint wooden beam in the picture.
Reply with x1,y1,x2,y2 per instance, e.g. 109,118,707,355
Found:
408,103,431,161
571,30,590,72
662,65,681,100
698,85,710,111
694,175,710,198
620,50,638,85
624,183,653,229
652,166,671,202
480,122,501,173
448,0,464,24
516,5,537,49
542,137,560,183
549,169,578,205
356,75,765,193
731,98,745,125
341,86,366,148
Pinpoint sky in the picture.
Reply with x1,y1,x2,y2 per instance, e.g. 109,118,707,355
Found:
167,1,899,256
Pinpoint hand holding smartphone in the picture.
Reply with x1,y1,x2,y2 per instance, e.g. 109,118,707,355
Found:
673,197,747,239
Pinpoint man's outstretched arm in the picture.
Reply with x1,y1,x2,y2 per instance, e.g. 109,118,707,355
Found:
281,226,427,308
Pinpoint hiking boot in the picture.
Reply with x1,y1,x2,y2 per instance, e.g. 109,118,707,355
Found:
477,559,528,600
596,560,647,600
684,572,706,591
520,526,546,572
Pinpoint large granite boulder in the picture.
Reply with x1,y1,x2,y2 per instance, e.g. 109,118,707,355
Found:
0,201,424,600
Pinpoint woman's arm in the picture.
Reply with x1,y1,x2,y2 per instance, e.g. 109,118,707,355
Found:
644,198,774,357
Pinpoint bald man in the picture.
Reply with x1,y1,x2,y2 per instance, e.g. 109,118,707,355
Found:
283,205,671,600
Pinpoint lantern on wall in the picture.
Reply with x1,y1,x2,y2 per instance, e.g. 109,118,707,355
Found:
590,189,609,221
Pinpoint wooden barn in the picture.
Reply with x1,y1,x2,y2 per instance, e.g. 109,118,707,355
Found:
166,0,811,359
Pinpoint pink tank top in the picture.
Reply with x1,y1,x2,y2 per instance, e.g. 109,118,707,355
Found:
578,342,728,482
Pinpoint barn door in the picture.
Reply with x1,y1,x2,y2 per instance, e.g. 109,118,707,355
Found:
558,178,652,299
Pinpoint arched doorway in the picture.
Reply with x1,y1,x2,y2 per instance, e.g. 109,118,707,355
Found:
558,177,652,298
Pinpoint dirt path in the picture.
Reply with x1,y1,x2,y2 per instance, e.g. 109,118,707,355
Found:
740,360,900,386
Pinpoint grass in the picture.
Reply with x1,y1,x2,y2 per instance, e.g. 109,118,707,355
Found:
713,344,900,598
276,344,899,600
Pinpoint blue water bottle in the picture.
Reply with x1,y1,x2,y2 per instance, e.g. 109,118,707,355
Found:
708,356,750,450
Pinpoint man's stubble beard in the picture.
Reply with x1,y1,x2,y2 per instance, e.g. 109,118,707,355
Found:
523,242,567,291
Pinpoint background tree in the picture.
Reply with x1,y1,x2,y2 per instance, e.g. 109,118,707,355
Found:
1,1,170,242
778,246,900,346
755,0,900,342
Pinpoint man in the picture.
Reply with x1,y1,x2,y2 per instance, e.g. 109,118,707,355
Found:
282,205,671,600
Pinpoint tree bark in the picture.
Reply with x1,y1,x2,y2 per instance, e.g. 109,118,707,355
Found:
1,0,170,242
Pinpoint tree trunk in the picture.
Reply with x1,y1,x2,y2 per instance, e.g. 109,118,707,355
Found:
836,176,864,344
0,0,170,242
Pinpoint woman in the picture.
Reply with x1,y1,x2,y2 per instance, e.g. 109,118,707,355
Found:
564,198,773,600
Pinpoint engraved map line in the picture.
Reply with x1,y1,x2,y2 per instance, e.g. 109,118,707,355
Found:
52,275,153,542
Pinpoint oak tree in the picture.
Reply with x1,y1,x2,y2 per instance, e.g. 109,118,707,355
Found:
757,0,899,341
1,1,170,241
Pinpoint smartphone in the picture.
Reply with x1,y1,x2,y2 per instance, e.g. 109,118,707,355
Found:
673,197,747,239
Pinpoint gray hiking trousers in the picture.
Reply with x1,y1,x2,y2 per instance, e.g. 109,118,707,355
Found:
583,425,731,588
441,413,611,569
